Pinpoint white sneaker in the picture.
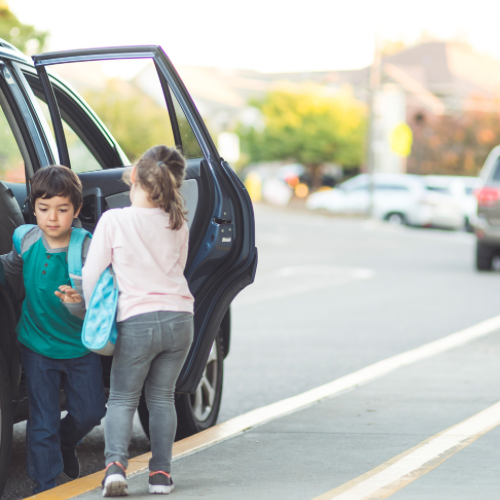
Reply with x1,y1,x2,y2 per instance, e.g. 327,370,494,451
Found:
102,462,128,497
149,471,174,495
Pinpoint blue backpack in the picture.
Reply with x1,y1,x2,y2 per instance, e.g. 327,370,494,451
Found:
13,224,118,356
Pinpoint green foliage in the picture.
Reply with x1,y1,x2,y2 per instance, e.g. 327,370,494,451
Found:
0,103,23,180
238,84,367,172
0,7,48,54
83,79,176,162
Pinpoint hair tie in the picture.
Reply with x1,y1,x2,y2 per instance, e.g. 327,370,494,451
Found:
157,161,164,167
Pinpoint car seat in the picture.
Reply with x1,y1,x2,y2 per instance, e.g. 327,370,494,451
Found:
0,181,25,303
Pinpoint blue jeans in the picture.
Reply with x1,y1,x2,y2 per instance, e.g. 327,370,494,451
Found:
19,344,106,493
105,311,193,472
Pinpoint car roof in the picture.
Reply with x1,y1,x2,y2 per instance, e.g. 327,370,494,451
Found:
0,38,32,65
341,173,423,188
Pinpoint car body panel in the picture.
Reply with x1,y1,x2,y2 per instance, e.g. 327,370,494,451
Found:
306,173,463,229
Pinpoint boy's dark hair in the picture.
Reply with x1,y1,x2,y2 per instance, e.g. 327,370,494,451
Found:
30,165,83,212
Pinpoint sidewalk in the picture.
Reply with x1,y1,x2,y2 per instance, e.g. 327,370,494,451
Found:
31,324,500,500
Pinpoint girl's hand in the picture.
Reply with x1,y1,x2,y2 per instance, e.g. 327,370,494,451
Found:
55,285,82,303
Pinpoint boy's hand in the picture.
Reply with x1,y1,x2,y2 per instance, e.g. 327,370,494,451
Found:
55,285,82,303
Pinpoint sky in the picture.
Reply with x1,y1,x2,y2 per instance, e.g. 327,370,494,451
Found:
7,0,500,73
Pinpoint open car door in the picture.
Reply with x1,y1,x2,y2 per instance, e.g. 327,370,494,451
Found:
31,46,257,401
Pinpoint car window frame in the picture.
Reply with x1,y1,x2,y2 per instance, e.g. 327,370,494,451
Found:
0,61,48,178
32,46,220,167
19,66,129,171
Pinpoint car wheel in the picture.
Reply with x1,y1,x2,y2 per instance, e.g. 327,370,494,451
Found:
386,212,406,225
0,350,13,497
464,217,474,233
138,331,224,441
476,242,494,271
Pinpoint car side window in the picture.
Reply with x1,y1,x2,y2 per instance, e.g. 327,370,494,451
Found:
352,185,368,192
34,96,102,174
171,96,203,159
376,184,409,192
0,87,26,183
492,158,500,181
37,60,203,163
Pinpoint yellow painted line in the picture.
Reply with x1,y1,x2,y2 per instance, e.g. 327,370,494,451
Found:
26,313,500,500
312,399,500,500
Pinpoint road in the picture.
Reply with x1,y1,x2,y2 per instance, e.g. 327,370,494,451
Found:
4,203,500,498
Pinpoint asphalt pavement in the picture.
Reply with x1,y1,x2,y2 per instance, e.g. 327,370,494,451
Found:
5,203,500,499
75,319,500,499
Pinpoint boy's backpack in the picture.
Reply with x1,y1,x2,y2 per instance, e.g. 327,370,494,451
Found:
13,224,90,288
13,224,118,356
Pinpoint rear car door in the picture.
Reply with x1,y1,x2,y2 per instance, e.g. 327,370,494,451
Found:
29,45,257,393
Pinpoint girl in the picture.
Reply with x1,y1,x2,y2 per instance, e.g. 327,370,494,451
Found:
82,145,194,496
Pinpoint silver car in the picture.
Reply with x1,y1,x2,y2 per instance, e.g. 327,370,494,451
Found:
475,145,500,269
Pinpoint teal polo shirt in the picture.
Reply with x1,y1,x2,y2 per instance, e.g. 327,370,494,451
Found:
12,229,89,359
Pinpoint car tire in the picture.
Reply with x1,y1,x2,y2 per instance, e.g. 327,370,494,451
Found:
386,212,406,225
464,217,474,233
138,331,224,441
0,350,13,498
476,242,494,271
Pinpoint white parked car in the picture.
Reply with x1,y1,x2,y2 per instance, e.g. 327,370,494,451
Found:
306,173,463,229
424,175,481,232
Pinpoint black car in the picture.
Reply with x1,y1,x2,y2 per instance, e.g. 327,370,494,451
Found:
0,41,257,495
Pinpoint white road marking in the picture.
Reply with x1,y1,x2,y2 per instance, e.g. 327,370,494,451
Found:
314,400,500,500
210,314,500,435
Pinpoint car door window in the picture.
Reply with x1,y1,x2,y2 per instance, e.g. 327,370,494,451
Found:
375,185,409,192
171,96,203,159
351,185,368,192
0,87,26,183
20,67,129,171
42,60,180,164
491,158,500,181
34,96,103,173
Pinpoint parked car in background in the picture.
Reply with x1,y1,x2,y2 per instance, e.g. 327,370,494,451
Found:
306,173,463,229
0,41,257,496
424,175,481,232
474,145,500,270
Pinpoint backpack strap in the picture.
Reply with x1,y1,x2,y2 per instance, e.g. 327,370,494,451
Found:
67,228,92,288
13,224,37,256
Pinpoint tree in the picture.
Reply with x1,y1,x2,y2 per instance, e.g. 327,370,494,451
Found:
0,4,48,54
83,79,176,162
238,84,367,185
408,103,500,176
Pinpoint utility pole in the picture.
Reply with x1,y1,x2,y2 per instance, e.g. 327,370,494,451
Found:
366,32,381,218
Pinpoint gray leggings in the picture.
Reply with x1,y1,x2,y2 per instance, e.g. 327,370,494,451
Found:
104,311,193,472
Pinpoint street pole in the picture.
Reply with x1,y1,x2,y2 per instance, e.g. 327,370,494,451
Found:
367,31,381,218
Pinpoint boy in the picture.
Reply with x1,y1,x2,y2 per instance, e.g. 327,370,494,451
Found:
0,165,106,494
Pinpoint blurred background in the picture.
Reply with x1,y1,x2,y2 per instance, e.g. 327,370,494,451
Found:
4,0,500,231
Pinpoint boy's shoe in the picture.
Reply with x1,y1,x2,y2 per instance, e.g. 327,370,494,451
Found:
149,471,174,494
102,462,128,497
61,447,80,481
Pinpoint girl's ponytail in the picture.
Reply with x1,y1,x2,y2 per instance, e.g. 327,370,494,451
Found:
126,145,188,230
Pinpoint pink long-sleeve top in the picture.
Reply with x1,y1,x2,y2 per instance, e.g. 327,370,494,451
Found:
82,207,194,322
